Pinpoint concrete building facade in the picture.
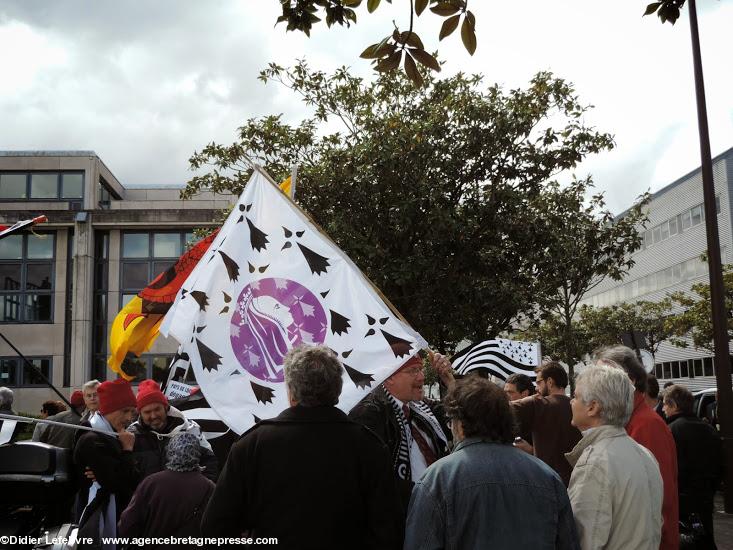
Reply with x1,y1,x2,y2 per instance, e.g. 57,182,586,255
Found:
0,151,235,413
580,146,733,390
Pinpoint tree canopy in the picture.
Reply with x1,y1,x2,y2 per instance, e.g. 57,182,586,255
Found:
523,184,650,391
667,263,733,352
184,61,617,351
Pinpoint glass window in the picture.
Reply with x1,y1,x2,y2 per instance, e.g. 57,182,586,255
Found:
0,235,22,260
0,174,27,199
185,232,195,248
663,363,672,379
0,295,21,322
153,233,181,258
93,324,107,355
660,221,669,240
652,226,661,243
123,234,149,258
691,205,703,226
0,233,54,323
22,358,51,385
0,359,18,386
30,173,58,199
93,293,107,319
25,264,52,290
681,210,691,230
25,294,52,322
703,357,714,376
61,173,83,199
122,263,150,289
0,264,21,290
671,361,680,379
669,216,678,236
27,235,54,259
694,359,703,377
715,195,721,214
680,361,689,378
655,364,663,379
121,293,137,308
152,261,175,280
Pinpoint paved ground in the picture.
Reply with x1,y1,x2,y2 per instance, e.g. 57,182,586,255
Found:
714,492,733,549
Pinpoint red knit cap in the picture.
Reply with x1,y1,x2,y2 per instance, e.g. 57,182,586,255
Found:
98,379,136,415
70,390,84,408
136,379,169,411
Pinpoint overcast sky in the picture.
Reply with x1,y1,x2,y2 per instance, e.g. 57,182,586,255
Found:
0,1,731,213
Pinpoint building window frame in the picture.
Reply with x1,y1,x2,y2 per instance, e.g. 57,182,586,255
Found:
0,356,52,387
0,171,85,202
119,231,193,309
0,232,55,324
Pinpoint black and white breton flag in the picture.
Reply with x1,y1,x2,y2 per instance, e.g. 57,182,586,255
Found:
451,338,541,380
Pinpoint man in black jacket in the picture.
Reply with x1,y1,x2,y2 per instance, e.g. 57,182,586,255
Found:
74,378,142,545
663,384,723,548
127,379,218,481
201,345,403,550
348,352,453,507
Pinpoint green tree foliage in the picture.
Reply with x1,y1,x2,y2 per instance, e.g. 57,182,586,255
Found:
275,1,476,84
524,186,650,391
184,61,615,351
667,264,733,352
581,299,676,360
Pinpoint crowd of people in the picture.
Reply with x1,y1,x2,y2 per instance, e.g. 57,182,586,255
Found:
0,343,725,549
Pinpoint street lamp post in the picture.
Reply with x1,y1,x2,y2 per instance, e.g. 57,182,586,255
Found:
687,0,733,513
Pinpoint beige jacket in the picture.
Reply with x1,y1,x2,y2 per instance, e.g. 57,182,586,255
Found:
566,425,663,550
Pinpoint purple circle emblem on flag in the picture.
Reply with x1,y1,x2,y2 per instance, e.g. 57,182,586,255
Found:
230,278,328,382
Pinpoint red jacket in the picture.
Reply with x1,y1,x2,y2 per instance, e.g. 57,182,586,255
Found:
626,391,679,550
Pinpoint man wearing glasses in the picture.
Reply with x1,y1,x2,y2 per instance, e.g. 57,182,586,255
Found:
349,351,454,509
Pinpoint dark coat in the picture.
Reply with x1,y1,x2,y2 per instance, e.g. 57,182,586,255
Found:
201,405,403,550
667,412,723,505
127,408,219,482
38,409,83,448
348,387,450,506
73,427,143,523
118,469,215,548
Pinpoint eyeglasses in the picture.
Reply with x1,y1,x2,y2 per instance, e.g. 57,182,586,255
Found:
400,366,423,377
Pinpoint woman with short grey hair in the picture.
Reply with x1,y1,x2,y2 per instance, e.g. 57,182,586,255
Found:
284,345,343,407
566,364,664,550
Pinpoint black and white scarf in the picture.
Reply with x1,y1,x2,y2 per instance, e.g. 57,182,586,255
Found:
382,385,448,481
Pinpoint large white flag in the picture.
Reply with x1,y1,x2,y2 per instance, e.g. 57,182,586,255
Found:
160,171,427,434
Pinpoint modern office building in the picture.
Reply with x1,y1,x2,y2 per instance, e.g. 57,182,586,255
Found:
0,151,235,413
580,146,733,389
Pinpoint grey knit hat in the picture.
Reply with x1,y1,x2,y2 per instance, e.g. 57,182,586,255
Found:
166,432,202,472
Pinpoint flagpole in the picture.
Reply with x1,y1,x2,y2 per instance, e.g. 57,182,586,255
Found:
290,164,298,200
0,412,118,438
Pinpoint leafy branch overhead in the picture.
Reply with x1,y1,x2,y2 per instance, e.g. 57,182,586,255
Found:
276,1,476,85
643,0,687,25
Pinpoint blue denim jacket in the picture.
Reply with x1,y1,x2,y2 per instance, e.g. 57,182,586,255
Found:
404,438,579,550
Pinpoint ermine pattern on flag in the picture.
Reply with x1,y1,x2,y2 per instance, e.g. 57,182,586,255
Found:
451,338,540,380
160,171,427,435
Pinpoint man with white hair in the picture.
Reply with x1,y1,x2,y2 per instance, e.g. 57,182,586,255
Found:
0,386,21,444
566,363,663,550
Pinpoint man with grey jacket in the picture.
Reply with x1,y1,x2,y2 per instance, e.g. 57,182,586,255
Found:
567,363,664,550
